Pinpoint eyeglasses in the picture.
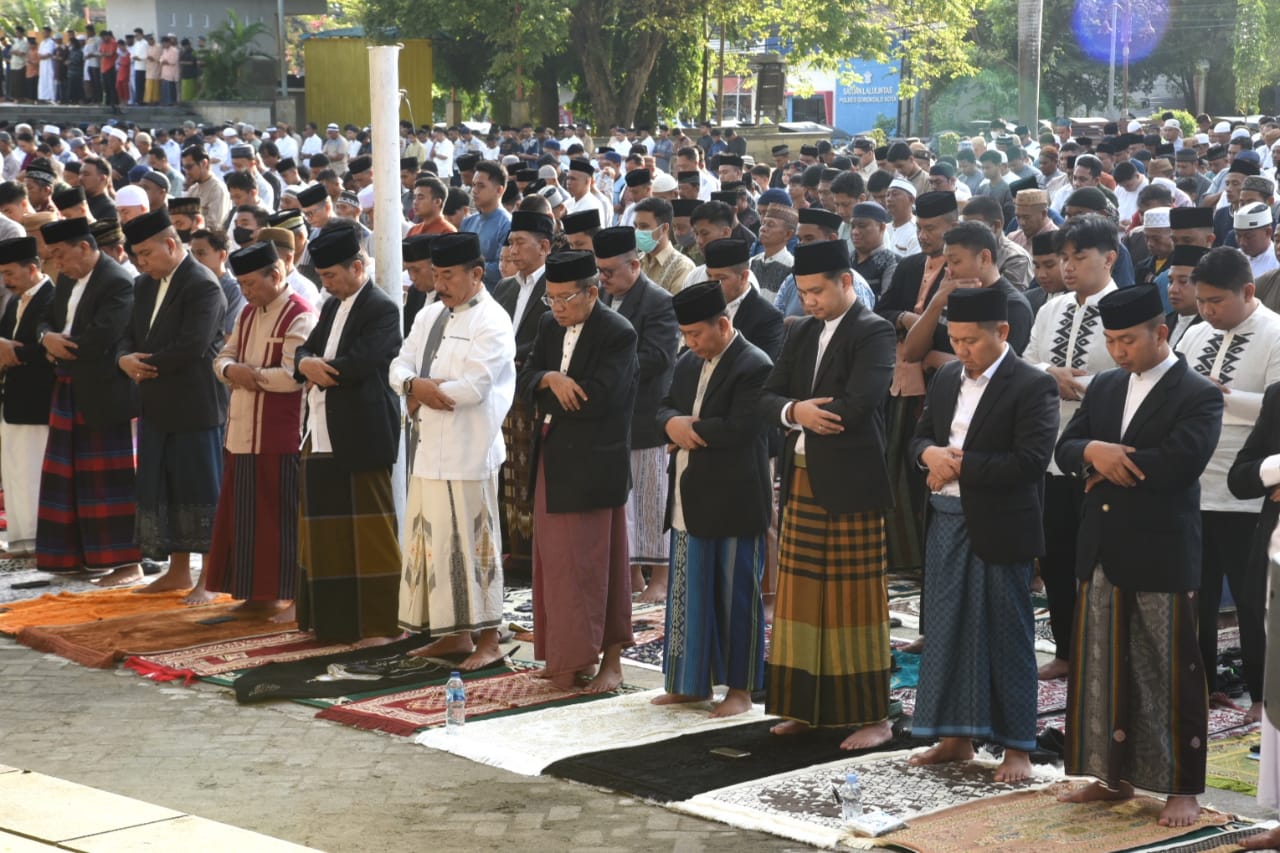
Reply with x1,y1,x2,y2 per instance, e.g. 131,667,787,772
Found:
540,291,583,307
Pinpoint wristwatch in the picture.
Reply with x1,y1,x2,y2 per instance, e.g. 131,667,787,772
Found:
402,377,415,396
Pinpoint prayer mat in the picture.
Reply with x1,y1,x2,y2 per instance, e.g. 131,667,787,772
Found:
544,718,916,803
1205,732,1261,795
124,631,358,683
416,687,767,776
870,782,1229,853
16,603,290,668
226,634,512,704
0,555,36,573
1128,824,1271,852
315,669,629,736
0,570,103,605
668,749,1062,850
0,588,230,635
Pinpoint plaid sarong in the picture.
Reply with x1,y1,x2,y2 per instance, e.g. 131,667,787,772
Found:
1066,565,1209,795
296,447,401,643
36,374,141,572
204,452,300,602
767,464,890,726
134,421,222,554
499,399,536,563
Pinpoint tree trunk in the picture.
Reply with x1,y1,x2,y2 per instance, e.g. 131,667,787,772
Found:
569,0,669,128
1016,0,1043,131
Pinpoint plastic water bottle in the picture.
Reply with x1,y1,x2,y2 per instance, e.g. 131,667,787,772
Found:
445,671,466,733
838,773,863,821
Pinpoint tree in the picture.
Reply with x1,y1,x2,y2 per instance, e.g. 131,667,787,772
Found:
359,0,987,127
199,11,271,100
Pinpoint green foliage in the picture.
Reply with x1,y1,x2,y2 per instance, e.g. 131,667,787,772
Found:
1234,0,1274,112
0,0,84,34
1145,109,1195,139
868,125,889,147
937,130,960,156
199,10,271,101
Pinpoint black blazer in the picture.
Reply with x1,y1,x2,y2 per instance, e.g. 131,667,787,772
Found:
910,351,1060,563
294,282,403,471
404,288,428,339
493,273,549,368
604,273,678,449
1055,356,1223,592
656,333,773,537
122,254,227,432
760,300,896,514
733,286,784,362
38,252,137,429
516,301,638,513
875,252,946,329
0,278,55,424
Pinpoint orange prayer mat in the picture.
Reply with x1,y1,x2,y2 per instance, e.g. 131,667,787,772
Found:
0,588,230,635
17,603,289,668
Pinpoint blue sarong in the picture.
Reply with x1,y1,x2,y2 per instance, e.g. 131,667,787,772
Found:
663,529,767,696
912,494,1038,751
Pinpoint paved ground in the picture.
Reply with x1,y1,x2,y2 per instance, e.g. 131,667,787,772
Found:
0,601,1269,852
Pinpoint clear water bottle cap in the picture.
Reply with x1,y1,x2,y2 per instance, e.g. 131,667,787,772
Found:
450,671,461,678
844,773,858,784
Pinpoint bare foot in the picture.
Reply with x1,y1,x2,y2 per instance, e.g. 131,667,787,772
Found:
547,671,581,691
1038,658,1070,680
901,637,924,654
1239,826,1280,848
407,633,475,659
711,688,753,718
651,692,712,706
583,644,623,694
92,565,144,587
352,635,399,649
268,603,296,624
135,570,194,593
994,748,1033,782
763,592,775,625
1246,703,1263,724
459,629,503,671
630,565,646,597
1058,780,1134,803
637,582,667,604
1158,795,1200,827
771,719,811,736
182,586,219,605
908,737,975,766
840,719,894,750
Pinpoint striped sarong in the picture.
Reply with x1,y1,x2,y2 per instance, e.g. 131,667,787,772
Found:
626,445,669,566
204,452,300,602
297,447,402,643
767,464,890,727
399,474,503,635
499,399,536,565
36,374,141,573
664,529,766,696
912,494,1038,751
1066,564,1208,795
135,420,223,555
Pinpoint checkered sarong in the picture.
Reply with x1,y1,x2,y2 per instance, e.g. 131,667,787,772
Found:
767,464,890,726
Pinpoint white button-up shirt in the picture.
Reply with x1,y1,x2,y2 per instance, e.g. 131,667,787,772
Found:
305,283,365,453
935,343,1011,496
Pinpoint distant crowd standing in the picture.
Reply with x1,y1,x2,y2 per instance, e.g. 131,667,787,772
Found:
1,23,199,106
9,107,1280,844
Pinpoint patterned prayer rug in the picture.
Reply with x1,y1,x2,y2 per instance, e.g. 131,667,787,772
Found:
125,631,358,683
0,588,230,635
0,555,36,573
668,749,1062,850
870,782,1229,853
415,687,767,776
1205,732,1261,796
0,570,104,605
315,669,635,736
16,603,288,668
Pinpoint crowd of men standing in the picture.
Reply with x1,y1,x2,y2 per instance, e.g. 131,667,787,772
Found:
9,108,1280,842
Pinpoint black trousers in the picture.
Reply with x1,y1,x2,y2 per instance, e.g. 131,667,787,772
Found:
1040,474,1085,662
1198,510,1265,700
101,66,116,105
